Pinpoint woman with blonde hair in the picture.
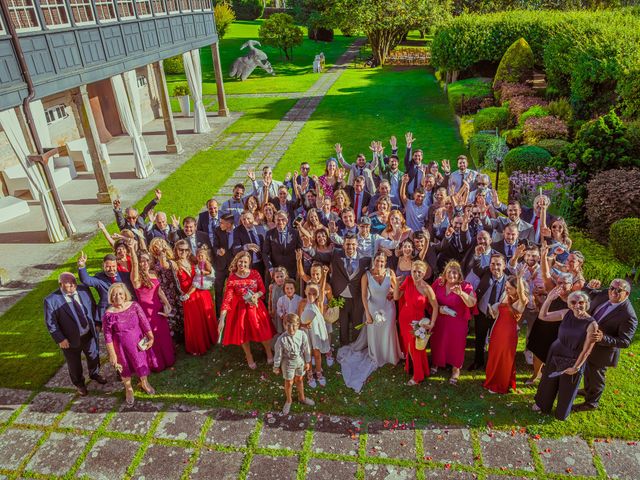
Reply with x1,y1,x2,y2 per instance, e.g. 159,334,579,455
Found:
430,260,477,384
103,283,155,405
220,251,276,368
331,189,350,214
382,209,412,243
316,158,344,199
149,237,184,342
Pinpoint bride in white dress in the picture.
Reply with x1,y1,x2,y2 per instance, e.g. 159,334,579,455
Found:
338,252,402,392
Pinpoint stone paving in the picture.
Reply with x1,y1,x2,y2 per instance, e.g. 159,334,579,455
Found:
1,385,640,479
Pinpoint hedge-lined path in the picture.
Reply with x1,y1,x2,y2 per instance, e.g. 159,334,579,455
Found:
1,383,639,479
212,39,366,202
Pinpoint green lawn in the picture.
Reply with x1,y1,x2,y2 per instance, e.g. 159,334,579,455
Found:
166,20,357,96
214,97,300,133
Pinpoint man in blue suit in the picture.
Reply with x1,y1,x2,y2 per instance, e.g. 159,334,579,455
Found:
44,272,107,396
78,252,135,319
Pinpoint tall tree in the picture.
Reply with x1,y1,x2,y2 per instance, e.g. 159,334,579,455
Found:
330,0,452,66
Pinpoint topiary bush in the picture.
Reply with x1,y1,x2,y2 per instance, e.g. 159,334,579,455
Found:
535,139,570,157
585,168,640,241
468,133,495,167
523,115,569,144
474,106,510,132
447,78,493,115
163,55,184,74
232,0,263,20
493,37,534,89
609,218,640,268
503,145,551,176
214,1,236,39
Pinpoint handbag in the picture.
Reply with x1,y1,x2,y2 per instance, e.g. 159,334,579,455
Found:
324,306,340,324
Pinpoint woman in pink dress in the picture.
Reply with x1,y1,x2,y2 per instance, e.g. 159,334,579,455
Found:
430,260,477,385
130,246,175,372
173,240,218,355
315,158,344,199
220,251,276,369
483,275,529,394
103,283,154,406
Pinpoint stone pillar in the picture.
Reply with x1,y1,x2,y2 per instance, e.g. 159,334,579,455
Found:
211,41,229,117
71,85,118,203
152,60,184,154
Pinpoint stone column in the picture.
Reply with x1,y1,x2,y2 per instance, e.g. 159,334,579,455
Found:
71,85,118,203
152,60,184,154
211,41,229,117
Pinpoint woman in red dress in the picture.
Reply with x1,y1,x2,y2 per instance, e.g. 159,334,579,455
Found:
483,275,529,394
173,240,218,355
430,261,477,385
394,260,439,386
220,251,276,369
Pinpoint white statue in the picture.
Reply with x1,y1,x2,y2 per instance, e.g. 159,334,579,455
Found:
313,52,325,73
229,40,275,81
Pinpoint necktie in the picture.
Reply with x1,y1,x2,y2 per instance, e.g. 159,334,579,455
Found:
70,295,89,329
453,233,462,252
506,243,513,258
412,170,419,192
189,236,196,254
354,193,360,222
209,218,216,245
593,302,610,322
489,278,501,306
227,231,233,249
533,216,540,243
249,229,258,245
109,276,116,284
280,230,287,246
346,257,355,276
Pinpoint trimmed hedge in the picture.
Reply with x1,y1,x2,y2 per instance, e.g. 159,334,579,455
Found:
535,139,570,157
474,106,510,132
493,37,534,88
431,10,640,119
610,218,640,267
503,145,551,176
469,133,495,167
447,78,493,115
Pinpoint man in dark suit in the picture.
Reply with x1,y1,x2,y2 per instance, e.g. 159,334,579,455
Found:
263,211,302,279
520,194,556,245
197,198,220,246
113,189,161,234
145,211,175,244
233,211,265,279
169,216,212,256
490,198,535,244
574,278,638,411
269,185,299,224
468,253,507,371
343,176,371,223
491,223,520,264
304,233,368,345
436,214,472,271
44,272,107,395
211,213,235,316
463,230,498,287
78,253,134,319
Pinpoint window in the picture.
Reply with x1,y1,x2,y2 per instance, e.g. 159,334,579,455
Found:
135,0,152,17
202,0,212,11
192,0,211,10
150,0,166,15
40,0,70,28
95,0,116,22
116,0,135,19
137,75,147,87
7,0,40,32
166,0,179,13
69,0,95,25
179,0,191,12
44,104,69,125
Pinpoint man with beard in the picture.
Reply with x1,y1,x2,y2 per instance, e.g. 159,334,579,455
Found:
449,155,479,194
220,184,246,225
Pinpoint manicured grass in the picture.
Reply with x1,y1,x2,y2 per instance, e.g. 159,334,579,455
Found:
165,20,357,96
216,97,299,133
273,67,464,178
0,148,248,389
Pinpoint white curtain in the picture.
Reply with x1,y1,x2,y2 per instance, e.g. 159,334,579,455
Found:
182,49,211,133
110,74,153,179
0,108,75,242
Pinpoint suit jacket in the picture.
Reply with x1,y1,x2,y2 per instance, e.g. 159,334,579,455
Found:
461,246,498,277
78,268,134,321
343,186,371,216
44,286,99,348
114,197,157,232
232,224,265,264
587,290,638,367
520,206,556,227
197,211,220,235
268,198,300,223
211,226,235,274
263,227,302,275
473,261,507,315
491,240,518,262
146,225,175,244
168,230,212,252
436,230,472,266
309,248,368,300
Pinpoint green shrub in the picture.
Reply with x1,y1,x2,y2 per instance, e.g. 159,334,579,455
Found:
547,97,572,123
503,145,551,176
163,55,184,74
518,105,548,128
259,13,303,61
502,128,523,147
459,116,475,146
232,0,263,20
214,2,236,39
535,139,570,157
474,106,510,132
469,133,495,167
570,230,633,285
522,115,569,144
447,78,492,115
610,218,640,267
172,84,190,97
493,37,534,88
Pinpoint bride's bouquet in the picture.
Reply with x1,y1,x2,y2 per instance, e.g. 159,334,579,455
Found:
411,317,432,350
355,310,386,330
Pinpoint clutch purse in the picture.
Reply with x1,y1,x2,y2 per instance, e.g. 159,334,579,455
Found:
138,337,150,351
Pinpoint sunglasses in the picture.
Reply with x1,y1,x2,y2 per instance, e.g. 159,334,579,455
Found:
609,286,626,294
569,300,586,306
301,166,310,170
126,216,137,220
477,183,487,187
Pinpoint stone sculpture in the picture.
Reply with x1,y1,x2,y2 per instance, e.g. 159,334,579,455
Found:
313,52,325,73
229,40,275,81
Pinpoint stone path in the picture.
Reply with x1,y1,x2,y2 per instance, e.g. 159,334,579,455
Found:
211,40,366,201
1,385,639,479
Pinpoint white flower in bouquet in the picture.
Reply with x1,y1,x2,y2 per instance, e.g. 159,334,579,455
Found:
373,310,386,324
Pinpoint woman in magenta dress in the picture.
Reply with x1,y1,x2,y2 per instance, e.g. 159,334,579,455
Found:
394,260,439,386
173,240,218,355
430,260,477,384
130,247,175,372
315,158,344,199
220,251,276,369
103,283,155,406
483,275,529,394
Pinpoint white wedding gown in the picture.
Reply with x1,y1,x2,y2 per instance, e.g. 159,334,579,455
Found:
337,270,402,392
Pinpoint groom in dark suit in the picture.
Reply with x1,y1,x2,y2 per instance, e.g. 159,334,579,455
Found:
304,233,368,345
574,278,638,411
263,211,302,279
44,272,107,395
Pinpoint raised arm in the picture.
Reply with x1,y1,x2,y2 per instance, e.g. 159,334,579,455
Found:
97,221,116,248
399,174,409,207
538,287,568,322
296,249,311,283
129,243,141,289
